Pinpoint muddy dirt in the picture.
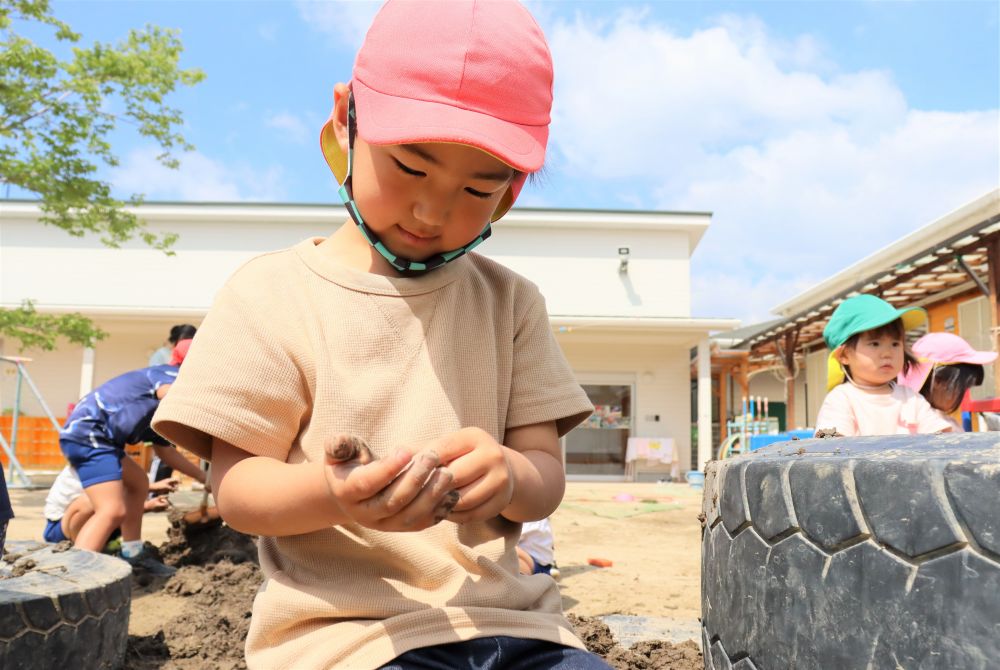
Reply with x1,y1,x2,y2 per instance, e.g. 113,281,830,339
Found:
569,614,703,670
126,514,702,670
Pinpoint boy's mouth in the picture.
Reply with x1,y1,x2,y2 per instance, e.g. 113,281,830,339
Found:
398,226,437,246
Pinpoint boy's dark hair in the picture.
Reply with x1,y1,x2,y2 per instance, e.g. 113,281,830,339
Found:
841,318,918,377
919,363,985,413
168,324,197,345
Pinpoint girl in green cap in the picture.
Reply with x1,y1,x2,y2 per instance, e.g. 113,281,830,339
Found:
814,295,953,436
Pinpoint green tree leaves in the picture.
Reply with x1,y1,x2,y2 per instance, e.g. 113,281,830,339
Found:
1,0,202,350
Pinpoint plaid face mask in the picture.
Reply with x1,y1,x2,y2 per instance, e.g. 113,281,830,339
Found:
337,93,492,276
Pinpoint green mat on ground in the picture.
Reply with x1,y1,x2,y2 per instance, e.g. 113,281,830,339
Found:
559,500,683,519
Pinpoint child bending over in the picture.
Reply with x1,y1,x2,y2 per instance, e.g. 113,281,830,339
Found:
153,2,610,668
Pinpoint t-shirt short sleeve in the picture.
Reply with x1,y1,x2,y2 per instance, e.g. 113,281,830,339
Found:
152,284,309,462
815,385,859,437
506,285,592,437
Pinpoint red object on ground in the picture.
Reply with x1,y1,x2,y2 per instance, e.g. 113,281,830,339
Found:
587,558,613,568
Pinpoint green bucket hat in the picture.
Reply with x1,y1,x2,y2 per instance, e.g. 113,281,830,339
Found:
823,294,927,390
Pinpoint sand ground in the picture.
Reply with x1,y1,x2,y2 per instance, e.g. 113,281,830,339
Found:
5,479,704,631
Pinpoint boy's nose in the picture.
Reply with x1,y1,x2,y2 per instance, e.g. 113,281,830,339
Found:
412,195,451,230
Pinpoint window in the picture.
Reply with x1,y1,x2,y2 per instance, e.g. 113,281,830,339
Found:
563,384,632,476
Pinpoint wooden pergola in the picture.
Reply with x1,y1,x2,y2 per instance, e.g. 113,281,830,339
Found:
735,196,1000,429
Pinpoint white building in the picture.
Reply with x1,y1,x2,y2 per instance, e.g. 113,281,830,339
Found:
1,201,738,478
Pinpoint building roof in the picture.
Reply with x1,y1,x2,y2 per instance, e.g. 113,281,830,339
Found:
745,188,1000,356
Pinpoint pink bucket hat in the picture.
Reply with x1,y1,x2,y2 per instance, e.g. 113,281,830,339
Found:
897,332,997,392
319,0,553,217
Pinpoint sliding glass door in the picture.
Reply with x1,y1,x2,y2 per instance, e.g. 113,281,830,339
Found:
563,382,633,478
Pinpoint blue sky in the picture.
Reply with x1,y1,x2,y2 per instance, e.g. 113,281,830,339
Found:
11,1,1000,324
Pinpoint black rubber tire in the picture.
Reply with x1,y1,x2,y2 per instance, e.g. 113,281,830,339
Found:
700,433,1000,670
0,541,132,669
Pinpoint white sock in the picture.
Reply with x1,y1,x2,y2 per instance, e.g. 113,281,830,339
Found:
120,540,144,558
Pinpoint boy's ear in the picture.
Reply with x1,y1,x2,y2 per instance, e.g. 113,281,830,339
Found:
332,82,351,152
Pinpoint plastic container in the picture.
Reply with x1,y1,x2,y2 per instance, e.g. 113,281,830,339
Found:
685,470,705,489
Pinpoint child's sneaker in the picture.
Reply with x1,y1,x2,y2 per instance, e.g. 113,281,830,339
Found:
103,537,122,555
549,561,560,582
123,550,176,577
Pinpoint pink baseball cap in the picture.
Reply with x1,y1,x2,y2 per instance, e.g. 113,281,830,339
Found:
319,0,553,216
898,332,997,391
169,338,193,366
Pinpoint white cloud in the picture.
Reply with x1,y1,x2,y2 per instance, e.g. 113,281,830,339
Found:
266,112,310,144
296,1,381,50
542,9,999,322
110,148,286,202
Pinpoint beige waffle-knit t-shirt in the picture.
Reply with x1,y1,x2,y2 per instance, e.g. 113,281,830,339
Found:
153,237,593,669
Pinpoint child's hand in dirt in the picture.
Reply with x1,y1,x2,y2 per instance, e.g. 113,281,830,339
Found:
150,477,180,494
323,434,459,532
144,495,170,513
431,427,514,524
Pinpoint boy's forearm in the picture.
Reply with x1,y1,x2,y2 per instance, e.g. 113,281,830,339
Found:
501,448,565,522
215,456,350,536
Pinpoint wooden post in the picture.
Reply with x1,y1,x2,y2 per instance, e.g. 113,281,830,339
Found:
738,359,749,401
783,330,800,430
697,338,713,469
987,235,1000,396
718,366,729,441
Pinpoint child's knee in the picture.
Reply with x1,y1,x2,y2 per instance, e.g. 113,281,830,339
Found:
93,500,128,526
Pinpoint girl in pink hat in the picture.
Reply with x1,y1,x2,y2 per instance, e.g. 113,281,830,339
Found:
154,2,612,668
897,332,998,432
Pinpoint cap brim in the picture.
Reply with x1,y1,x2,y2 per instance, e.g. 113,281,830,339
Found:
320,117,348,184
899,307,927,332
352,78,547,173
949,351,999,365
897,360,933,393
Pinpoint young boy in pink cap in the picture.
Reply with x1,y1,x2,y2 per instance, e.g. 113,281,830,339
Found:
154,2,610,668
897,332,998,431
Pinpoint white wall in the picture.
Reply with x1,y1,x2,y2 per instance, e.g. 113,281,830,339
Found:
488,226,693,317
2,204,700,319
1,214,332,314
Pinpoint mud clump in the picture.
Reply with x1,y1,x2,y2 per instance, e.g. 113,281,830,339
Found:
159,509,258,566
127,516,701,669
569,614,703,670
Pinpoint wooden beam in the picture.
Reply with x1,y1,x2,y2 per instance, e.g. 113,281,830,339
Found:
986,235,1000,396
781,330,800,429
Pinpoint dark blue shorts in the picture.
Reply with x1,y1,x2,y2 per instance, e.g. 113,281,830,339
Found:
43,518,68,543
532,558,553,575
60,439,123,488
379,636,612,669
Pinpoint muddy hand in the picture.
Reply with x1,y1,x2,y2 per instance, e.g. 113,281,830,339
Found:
325,434,376,465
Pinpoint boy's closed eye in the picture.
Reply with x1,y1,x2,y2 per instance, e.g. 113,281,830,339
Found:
393,157,426,177
392,156,502,200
